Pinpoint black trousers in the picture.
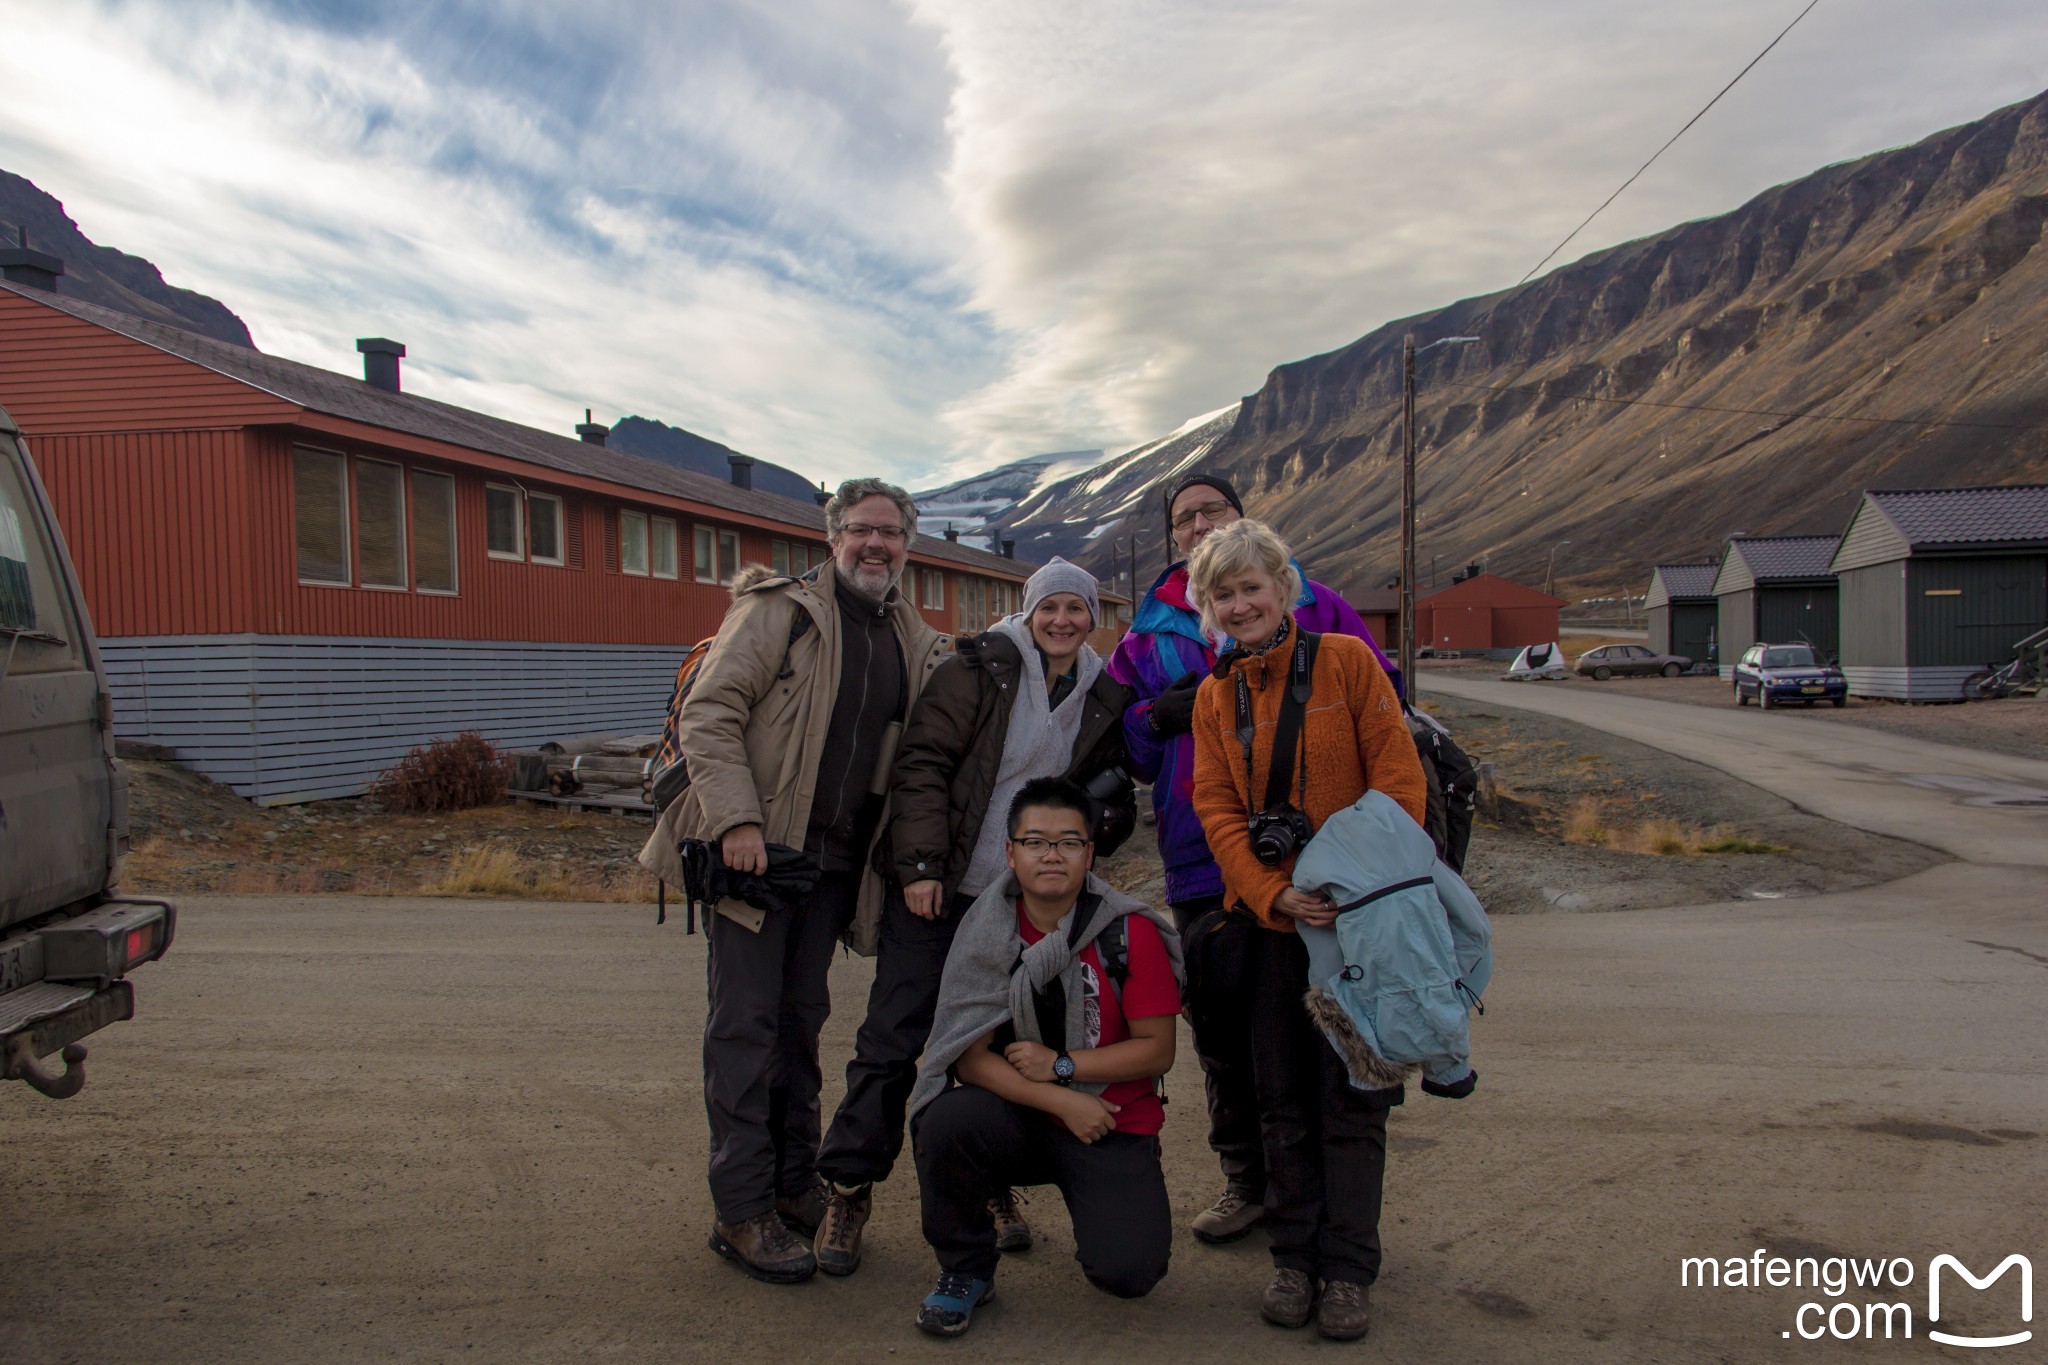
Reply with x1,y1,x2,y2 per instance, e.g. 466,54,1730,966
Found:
914,1085,1171,1296
1173,895,1266,1194
1249,927,1395,1284
702,871,859,1224
816,889,968,1188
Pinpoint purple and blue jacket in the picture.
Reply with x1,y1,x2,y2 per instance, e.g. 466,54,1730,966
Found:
1105,560,1403,907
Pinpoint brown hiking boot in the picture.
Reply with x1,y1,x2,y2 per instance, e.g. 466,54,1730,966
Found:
813,1182,872,1277
709,1211,816,1284
1190,1183,1262,1244
1261,1268,1315,1329
775,1183,828,1238
1316,1279,1372,1340
990,1188,1033,1253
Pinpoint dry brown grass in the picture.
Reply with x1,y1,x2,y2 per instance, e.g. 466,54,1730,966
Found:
128,834,658,903
1559,797,1784,857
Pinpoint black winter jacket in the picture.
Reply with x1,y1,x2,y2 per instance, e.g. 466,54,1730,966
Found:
886,630,1133,897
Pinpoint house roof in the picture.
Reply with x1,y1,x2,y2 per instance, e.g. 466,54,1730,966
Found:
1869,485,2048,549
1416,572,1567,609
1721,535,1838,586
0,280,1031,580
1653,563,1719,599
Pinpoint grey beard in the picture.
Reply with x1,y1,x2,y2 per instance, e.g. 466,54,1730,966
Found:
848,560,898,599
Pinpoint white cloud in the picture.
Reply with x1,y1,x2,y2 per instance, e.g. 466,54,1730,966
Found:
4,0,2048,486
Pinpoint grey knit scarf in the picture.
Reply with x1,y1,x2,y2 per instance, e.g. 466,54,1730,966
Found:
908,871,1183,1121
957,615,1104,896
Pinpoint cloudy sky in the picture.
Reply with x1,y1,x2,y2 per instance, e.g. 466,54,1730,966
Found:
3,1,2046,487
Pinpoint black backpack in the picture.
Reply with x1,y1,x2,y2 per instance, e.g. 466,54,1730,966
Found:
649,594,812,814
1408,711,1479,874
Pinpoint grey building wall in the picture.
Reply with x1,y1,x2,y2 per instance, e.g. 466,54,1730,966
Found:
101,634,693,804
1757,584,1839,660
1716,588,1755,678
1671,602,1717,665
1647,604,1671,655
1908,555,2048,667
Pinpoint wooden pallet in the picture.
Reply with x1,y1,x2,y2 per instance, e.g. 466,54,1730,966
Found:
508,787,655,818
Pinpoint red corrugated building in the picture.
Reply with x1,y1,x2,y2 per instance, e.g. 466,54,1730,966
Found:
1415,573,1565,654
0,276,1046,801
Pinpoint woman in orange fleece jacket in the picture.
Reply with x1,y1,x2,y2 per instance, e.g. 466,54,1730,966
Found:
1186,518,1428,1343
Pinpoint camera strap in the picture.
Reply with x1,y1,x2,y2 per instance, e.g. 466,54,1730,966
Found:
1235,629,1320,810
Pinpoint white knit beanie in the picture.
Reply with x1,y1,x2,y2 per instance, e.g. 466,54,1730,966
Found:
1020,556,1100,626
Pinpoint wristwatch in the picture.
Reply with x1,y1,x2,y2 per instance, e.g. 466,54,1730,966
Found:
1052,1052,1076,1086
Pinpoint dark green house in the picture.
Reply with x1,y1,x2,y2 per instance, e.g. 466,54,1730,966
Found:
1711,536,1840,678
1830,485,2048,699
1644,562,1719,666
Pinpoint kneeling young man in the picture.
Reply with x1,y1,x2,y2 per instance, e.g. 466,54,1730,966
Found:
905,777,1183,1337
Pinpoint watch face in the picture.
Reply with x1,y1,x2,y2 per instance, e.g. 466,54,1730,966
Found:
1054,1053,1075,1080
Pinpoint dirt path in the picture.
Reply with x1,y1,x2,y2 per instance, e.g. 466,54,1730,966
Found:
1421,658,2048,761
5,872,2041,1363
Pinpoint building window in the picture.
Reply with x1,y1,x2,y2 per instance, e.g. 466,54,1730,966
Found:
695,524,740,583
486,484,523,559
528,493,564,566
293,446,350,585
651,517,679,579
354,458,406,589
621,510,650,575
921,566,945,610
772,540,790,576
411,469,456,593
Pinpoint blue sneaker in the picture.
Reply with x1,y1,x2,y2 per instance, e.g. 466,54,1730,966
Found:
916,1272,995,1337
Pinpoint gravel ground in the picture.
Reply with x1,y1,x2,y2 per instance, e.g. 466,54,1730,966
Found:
1424,697,1943,915
1421,658,2048,761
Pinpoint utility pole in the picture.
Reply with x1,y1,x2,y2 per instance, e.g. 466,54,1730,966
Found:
1401,334,1418,695
1399,333,1482,698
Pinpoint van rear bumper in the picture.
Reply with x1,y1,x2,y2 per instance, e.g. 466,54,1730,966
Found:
1,979,133,1072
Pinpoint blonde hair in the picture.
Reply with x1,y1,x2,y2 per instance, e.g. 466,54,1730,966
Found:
1185,519,1302,638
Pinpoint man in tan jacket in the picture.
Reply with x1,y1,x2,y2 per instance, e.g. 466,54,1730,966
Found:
642,477,948,1284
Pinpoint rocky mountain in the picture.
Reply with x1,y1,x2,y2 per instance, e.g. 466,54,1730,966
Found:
911,449,1102,549
606,415,823,505
0,170,254,347
989,88,2048,601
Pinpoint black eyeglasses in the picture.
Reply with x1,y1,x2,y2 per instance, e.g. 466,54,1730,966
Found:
1009,836,1091,856
1170,500,1236,531
839,523,907,542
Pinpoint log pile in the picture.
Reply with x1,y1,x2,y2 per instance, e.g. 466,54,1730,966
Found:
511,733,665,807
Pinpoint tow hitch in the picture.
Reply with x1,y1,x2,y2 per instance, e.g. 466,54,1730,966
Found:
6,1037,87,1099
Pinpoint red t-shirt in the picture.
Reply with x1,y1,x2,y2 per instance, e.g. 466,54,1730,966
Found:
1015,903,1180,1137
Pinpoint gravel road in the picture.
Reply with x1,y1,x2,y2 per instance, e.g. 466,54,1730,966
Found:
5,869,2043,1362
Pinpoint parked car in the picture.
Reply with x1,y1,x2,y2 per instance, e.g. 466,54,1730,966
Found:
2,404,175,1099
1731,642,1847,709
1575,643,1692,680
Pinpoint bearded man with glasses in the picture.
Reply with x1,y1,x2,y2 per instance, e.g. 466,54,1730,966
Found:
650,476,948,1285
1104,471,1403,1247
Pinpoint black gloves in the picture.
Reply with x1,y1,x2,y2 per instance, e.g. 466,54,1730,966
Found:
1148,670,1203,737
1421,1068,1478,1100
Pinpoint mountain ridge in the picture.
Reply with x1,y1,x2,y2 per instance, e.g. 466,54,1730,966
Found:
987,88,2048,600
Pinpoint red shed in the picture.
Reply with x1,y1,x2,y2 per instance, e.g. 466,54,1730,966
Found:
1415,573,1565,654
0,278,1036,801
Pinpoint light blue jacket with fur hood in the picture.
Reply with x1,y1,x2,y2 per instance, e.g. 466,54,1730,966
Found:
1292,790,1492,1094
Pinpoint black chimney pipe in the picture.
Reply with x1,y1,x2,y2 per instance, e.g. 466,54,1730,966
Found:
814,481,831,506
575,408,609,446
0,228,63,291
356,338,405,393
1466,563,1482,579
728,454,755,490
943,524,959,543
1001,539,1016,560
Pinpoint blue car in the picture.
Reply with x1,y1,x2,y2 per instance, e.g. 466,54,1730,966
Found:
1732,643,1847,709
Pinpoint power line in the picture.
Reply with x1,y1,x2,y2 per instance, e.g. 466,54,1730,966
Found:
1435,376,2048,434
1518,0,1824,285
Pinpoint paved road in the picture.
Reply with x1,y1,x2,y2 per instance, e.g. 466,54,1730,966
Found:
1421,672,2048,866
3,879,2043,1363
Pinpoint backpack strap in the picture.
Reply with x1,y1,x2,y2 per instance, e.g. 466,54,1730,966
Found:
1096,915,1130,1003
775,602,813,679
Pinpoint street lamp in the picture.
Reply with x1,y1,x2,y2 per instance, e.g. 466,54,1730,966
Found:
1401,333,1482,699
1545,539,1574,598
